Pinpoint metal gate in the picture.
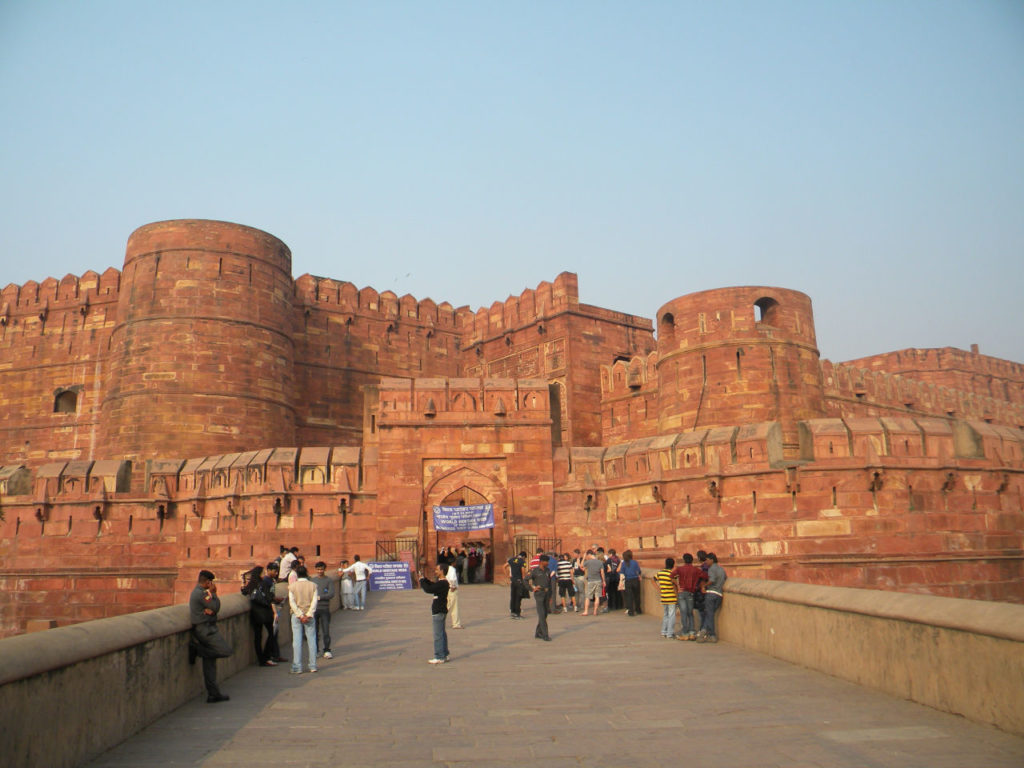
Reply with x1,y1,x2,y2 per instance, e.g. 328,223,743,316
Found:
375,537,419,565
514,535,562,556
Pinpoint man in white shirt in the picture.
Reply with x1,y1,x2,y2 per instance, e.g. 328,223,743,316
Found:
279,546,298,576
445,561,463,629
287,565,319,674
342,555,373,610
287,555,304,584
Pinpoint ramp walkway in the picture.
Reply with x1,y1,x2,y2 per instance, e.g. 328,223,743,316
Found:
85,584,1024,768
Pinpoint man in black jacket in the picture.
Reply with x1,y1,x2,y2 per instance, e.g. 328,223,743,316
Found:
529,554,552,641
419,563,451,664
188,570,233,703
506,550,528,619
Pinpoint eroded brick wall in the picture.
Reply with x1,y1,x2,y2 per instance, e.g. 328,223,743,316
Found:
0,270,120,467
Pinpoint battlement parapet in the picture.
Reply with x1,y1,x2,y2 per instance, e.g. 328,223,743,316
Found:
844,346,1024,387
457,272,581,343
822,359,1024,426
0,447,372,511
1,268,122,312
293,274,473,330
167,445,366,502
0,269,122,338
0,466,31,496
565,416,1024,490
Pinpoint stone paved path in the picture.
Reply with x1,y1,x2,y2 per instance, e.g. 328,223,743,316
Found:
86,585,1024,767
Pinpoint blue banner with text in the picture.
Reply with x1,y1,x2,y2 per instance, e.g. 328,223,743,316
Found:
432,503,495,532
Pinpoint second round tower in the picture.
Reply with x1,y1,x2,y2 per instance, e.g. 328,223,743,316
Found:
655,286,825,453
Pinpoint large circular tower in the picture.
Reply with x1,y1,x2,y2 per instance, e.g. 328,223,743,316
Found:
99,220,296,462
655,287,825,452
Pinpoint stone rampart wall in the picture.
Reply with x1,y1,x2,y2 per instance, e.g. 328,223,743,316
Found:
556,417,1024,602
0,270,121,468
716,578,1024,736
0,593,256,768
3,413,1023,635
843,347,1024,402
822,359,1024,426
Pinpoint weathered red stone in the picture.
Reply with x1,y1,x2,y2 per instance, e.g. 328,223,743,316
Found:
1,219,1023,636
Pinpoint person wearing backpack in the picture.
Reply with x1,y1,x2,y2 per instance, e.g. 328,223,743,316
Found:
242,565,279,666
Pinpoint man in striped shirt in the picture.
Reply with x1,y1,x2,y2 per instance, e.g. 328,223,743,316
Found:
556,553,577,613
653,558,678,638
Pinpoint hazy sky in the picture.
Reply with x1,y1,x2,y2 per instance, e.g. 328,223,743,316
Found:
2,1,1022,363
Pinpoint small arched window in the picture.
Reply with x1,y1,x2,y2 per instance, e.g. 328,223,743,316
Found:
659,312,675,343
54,389,78,413
754,297,780,325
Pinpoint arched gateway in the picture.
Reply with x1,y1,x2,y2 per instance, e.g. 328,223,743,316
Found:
422,465,508,583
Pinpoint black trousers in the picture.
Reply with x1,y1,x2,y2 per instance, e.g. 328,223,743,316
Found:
250,604,275,664
510,579,525,616
624,578,642,616
191,622,232,697
533,589,550,639
315,610,331,653
606,576,622,610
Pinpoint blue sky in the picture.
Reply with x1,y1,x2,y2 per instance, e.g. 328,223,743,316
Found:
1,1,1022,363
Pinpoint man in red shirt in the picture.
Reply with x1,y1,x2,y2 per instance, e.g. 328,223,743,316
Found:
672,553,706,640
528,548,543,571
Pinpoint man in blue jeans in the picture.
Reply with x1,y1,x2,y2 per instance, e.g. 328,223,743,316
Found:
698,552,726,643
288,565,319,673
342,555,373,610
419,563,451,664
672,552,706,641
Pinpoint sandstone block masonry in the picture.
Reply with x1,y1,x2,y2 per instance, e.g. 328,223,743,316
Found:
1,219,1022,636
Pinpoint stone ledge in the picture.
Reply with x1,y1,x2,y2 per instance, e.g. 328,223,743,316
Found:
0,593,250,686
725,577,1024,643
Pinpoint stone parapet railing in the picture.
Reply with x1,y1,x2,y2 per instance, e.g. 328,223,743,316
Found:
717,578,1024,735
0,593,256,768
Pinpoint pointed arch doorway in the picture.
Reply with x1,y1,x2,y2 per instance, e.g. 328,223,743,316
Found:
432,486,495,584
424,463,507,585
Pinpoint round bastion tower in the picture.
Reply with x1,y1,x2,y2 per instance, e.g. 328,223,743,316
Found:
99,220,296,463
655,286,825,456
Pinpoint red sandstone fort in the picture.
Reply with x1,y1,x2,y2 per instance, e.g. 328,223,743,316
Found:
1,219,1022,637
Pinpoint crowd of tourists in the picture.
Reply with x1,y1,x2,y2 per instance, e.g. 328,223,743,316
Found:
188,540,727,700
436,542,491,584
651,550,727,643
503,544,726,644
238,545,373,676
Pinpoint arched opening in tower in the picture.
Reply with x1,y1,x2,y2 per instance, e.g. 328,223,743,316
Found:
754,297,780,325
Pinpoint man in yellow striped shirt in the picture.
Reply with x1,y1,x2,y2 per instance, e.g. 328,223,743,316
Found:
653,558,678,638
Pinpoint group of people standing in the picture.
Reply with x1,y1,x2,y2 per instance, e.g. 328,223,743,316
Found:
652,550,727,642
188,542,729,699
437,542,491,584
187,545,378,704
239,547,374,676
502,545,644,641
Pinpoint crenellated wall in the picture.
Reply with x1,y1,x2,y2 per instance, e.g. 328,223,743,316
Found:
0,269,121,468
3,219,1024,638
0,443,379,637
843,346,1024,404
821,358,1024,426
291,275,471,446
459,272,655,446
3,410,1021,636
553,416,1024,602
